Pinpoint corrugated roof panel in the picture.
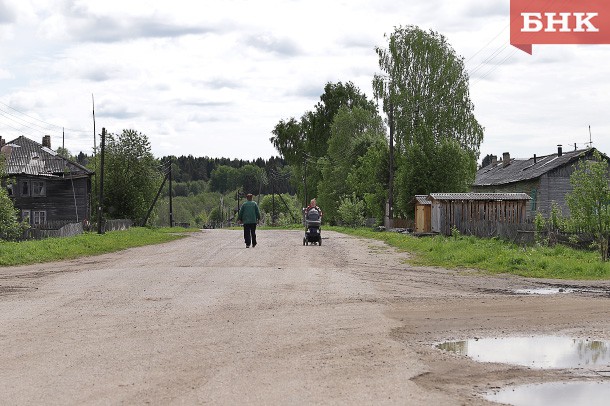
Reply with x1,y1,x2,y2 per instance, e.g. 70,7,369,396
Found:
2,136,93,176
474,148,594,186
414,195,431,205
429,193,531,201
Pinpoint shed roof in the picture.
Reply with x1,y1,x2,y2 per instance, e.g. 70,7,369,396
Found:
428,193,531,201
414,195,431,205
1,136,93,177
474,148,597,186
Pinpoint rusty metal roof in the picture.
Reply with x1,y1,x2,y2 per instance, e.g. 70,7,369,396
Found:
0,136,93,177
428,193,531,201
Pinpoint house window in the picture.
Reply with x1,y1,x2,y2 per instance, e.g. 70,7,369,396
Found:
21,210,31,224
32,210,46,225
6,183,13,196
31,180,46,197
21,180,30,196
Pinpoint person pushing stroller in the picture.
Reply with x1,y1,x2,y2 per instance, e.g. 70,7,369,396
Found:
303,198,322,246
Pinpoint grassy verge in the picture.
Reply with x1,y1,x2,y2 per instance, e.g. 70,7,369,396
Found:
330,227,610,280
0,227,191,267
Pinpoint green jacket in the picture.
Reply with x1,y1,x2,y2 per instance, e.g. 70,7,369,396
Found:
238,200,260,224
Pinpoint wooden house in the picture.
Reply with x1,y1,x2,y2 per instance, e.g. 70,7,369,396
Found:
472,146,606,219
0,135,93,227
427,193,530,236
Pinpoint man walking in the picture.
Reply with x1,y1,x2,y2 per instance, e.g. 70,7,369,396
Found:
238,193,260,248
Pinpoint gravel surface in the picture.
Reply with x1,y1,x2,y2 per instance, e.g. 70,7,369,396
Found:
1,229,610,405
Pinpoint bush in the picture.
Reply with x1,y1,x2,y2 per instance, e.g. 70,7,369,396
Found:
337,194,366,227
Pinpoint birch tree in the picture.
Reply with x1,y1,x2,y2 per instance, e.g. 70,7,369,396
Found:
373,25,483,216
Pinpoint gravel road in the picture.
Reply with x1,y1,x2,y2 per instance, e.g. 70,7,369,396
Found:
1,229,610,405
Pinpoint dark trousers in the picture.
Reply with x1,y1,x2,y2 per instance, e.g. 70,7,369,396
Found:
244,223,257,246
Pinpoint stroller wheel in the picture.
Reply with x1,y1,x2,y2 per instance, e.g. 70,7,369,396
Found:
319,238,322,246
303,237,306,246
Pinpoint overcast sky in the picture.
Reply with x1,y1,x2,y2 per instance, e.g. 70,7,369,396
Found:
1,0,608,162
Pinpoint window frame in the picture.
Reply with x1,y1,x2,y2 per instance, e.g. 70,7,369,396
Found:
21,180,30,197
31,180,46,197
32,210,46,226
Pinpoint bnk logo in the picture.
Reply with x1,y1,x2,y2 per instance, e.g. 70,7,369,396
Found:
510,0,610,54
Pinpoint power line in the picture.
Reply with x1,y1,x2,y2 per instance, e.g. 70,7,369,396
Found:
0,100,90,134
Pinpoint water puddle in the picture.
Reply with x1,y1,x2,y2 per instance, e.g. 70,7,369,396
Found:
437,336,610,369
514,287,574,295
486,381,610,406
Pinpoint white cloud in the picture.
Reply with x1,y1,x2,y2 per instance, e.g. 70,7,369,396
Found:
0,0,608,162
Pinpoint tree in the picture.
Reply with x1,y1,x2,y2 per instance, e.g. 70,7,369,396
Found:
0,156,28,241
270,81,378,205
239,165,266,195
317,106,387,224
89,129,162,224
373,25,484,216
259,193,300,225
209,165,239,193
566,151,610,261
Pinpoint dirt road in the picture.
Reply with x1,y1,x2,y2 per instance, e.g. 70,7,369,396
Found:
1,229,610,405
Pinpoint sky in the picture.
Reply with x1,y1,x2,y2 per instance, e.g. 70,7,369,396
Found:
0,0,608,163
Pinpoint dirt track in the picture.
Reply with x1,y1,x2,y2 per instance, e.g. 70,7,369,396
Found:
1,229,610,405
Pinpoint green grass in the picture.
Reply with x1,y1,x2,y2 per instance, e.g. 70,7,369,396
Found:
0,227,189,267
330,227,610,280
5,225,610,280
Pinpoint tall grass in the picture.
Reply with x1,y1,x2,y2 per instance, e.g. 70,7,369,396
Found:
0,227,188,267
331,227,610,280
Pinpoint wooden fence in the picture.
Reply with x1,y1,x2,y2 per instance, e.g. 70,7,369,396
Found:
104,219,133,232
30,222,84,239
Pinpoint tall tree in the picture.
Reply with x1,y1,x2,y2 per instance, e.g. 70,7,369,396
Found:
89,129,162,223
270,81,378,205
566,151,610,261
317,106,387,223
373,25,484,216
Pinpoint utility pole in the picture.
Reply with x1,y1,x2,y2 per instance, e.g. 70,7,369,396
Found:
272,180,276,225
388,102,394,227
303,157,308,209
168,156,174,227
237,189,241,213
97,128,106,234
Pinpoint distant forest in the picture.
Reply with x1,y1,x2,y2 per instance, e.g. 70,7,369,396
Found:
163,155,294,196
164,155,283,182
75,151,295,196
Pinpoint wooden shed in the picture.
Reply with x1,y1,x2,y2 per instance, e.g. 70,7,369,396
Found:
414,195,432,233
428,193,531,237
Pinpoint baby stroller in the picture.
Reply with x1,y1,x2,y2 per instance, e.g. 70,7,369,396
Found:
303,207,322,246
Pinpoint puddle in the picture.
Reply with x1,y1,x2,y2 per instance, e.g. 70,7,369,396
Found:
437,336,610,369
514,287,574,295
486,381,610,406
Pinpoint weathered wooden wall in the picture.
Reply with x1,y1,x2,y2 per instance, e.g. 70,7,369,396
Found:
436,199,528,237
13,177,91,224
